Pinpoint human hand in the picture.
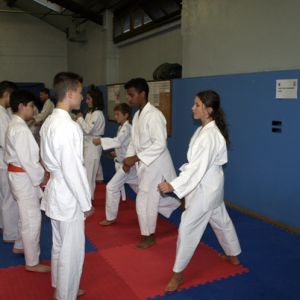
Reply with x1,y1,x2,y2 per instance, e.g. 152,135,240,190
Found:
34,122,43,127
93,139,101,146
76,112,83,119
84,206,95,218
123,155,139,167
123,164,130,173
157,182,174,194
111,151,116,157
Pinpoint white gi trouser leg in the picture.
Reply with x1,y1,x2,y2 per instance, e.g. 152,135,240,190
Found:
95,162,104,181
136,175,181,236
0,169,19,241
173,200,241,272
51,204,85,300
0,188,3,228
8,172,41,265
84,156,99,201
106,165,138,221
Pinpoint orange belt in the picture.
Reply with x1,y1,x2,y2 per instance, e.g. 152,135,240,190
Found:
8,164,25,172
8,164,44,189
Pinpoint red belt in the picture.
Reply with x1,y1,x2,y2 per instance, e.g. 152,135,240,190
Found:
8,164,44,189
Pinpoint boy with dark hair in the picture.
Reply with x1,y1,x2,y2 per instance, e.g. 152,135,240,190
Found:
4,89,50,272
40,72,94,299
93,103,139,225
123,78,181,249
27,87,54,145
0,80,19,242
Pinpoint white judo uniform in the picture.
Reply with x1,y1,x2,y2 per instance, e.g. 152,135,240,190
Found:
101,120,138,220
127,103,180,236
0,105,19,240
77,110,105,200
31,99,54,145
170,121,241,272
4,115,44,266
40,109,92,300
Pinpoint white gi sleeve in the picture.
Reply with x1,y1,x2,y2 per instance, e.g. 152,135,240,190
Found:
77,112,103,135
14,129,44,186
136,113,167,166
101,125,130,150
170,134,216,199
34,100,54,123
0,118,8,150
60,133,92,213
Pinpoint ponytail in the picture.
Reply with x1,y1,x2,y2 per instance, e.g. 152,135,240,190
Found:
215,107,231,145
196,90,231,145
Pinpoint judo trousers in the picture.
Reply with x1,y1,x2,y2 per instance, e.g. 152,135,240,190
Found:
8,172,42,266
51,205,85,300
95,161,104,181
173,200,241,272
136,174,181,236
84,156,100,200
106,165,138,221
0,169,19,241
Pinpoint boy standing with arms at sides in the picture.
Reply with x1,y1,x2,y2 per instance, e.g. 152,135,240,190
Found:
40,72,95,300
27,88,54,145
123,78,181,249
4,89,50,272
0,81,18,242
93,103,139,225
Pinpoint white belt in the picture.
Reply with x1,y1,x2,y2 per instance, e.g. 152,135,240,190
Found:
51,169,63,179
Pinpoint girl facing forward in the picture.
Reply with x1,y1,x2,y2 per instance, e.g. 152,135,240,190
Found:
158,90,241,291
77,85,105,200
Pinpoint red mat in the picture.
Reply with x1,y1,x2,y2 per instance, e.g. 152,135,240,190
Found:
86,184,179,250
99,235,249,299
0,183,249,299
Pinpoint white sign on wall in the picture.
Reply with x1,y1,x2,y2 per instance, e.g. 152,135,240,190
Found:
276,79,298,99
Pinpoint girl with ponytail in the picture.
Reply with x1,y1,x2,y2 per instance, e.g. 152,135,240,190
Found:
158,90,241,292
76,84,105,201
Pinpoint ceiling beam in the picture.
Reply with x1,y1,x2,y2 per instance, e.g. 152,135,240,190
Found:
49,0,103,25
7,0,17,7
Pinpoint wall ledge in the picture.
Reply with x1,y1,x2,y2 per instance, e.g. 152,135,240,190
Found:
225,201,300,236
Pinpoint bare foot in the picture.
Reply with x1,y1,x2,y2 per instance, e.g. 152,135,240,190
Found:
12,247,24,254
219,254,240,265
165,272,183,291
135,234,156,249
3,240,15,243
53,288,85,299
100,219,116,226
77,289,86,297
25,264,51,273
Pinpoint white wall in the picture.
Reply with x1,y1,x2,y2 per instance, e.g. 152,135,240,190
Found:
0,1,67,87
67,10,119,86
118,23,182,83
181,0,300,78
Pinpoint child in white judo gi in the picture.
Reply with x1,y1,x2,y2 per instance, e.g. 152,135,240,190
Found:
4,89,50,273
158,90,241,291
123,78,181,249
27,88,54,145
40,72,95,300
76,85,105,200
92,103,139,225
0,80,19,243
